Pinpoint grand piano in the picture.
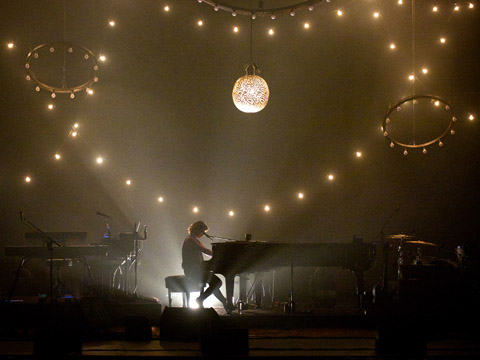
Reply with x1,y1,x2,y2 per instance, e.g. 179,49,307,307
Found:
207,238,376,311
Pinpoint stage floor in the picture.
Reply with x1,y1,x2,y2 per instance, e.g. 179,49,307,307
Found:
1,298,480,358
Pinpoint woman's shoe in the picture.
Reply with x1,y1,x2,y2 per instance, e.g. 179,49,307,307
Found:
195,297,204,308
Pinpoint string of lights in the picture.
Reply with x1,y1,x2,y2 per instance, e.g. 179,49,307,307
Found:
4,0,477,216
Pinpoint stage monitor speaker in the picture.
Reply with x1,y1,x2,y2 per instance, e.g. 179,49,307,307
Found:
33,327,82,358
125,315,152,340
201,327,249,356
375,323,426,355
159,307,218,341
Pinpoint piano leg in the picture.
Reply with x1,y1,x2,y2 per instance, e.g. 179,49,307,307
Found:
355,271,365,310
225,274,235,313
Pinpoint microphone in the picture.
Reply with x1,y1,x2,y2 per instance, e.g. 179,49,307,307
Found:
96,211,111,218
203,231,213,239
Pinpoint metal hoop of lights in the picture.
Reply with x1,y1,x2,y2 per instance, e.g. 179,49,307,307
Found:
197,0,324,17
25,42,99,97
382,95,456,154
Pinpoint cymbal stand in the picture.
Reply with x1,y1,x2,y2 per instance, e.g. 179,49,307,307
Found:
377,206,400,295
19,212,61,303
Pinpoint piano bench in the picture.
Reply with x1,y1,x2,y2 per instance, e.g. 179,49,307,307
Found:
165,275,204,308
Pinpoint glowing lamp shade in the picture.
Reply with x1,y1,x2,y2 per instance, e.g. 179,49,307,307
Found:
232,65,269,113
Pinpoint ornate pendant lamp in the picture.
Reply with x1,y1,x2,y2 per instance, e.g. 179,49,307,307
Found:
232,17,269,113
232,63,269,113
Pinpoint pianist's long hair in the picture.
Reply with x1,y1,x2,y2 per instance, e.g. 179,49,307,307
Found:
188,221,209,236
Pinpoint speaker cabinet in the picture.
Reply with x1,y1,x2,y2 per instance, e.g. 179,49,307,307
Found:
33,327,82,358
159,307,218,341
125,315,152,340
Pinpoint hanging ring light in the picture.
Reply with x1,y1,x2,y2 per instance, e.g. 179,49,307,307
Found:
25,42,99,97
382,95,456,154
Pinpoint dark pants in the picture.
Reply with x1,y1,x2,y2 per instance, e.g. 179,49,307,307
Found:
185,270,226,306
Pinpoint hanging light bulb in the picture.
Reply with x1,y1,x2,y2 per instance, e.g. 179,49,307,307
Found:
423,148,427,154
403,149,408,156
233,63,269,113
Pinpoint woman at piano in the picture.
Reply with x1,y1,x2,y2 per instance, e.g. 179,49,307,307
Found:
182,221,229,311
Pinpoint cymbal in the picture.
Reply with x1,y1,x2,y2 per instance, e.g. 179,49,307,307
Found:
405,240,438,246
387,234,414,239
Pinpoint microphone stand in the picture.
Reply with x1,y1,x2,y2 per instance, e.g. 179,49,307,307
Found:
20,212,61,304
132,222,147,298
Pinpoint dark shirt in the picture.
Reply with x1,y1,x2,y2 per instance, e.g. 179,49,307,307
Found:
182,235,206,276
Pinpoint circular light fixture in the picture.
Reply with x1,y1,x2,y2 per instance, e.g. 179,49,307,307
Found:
382,95,456,154
25,42,99,97
232,63,269,113
197,0,323,17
